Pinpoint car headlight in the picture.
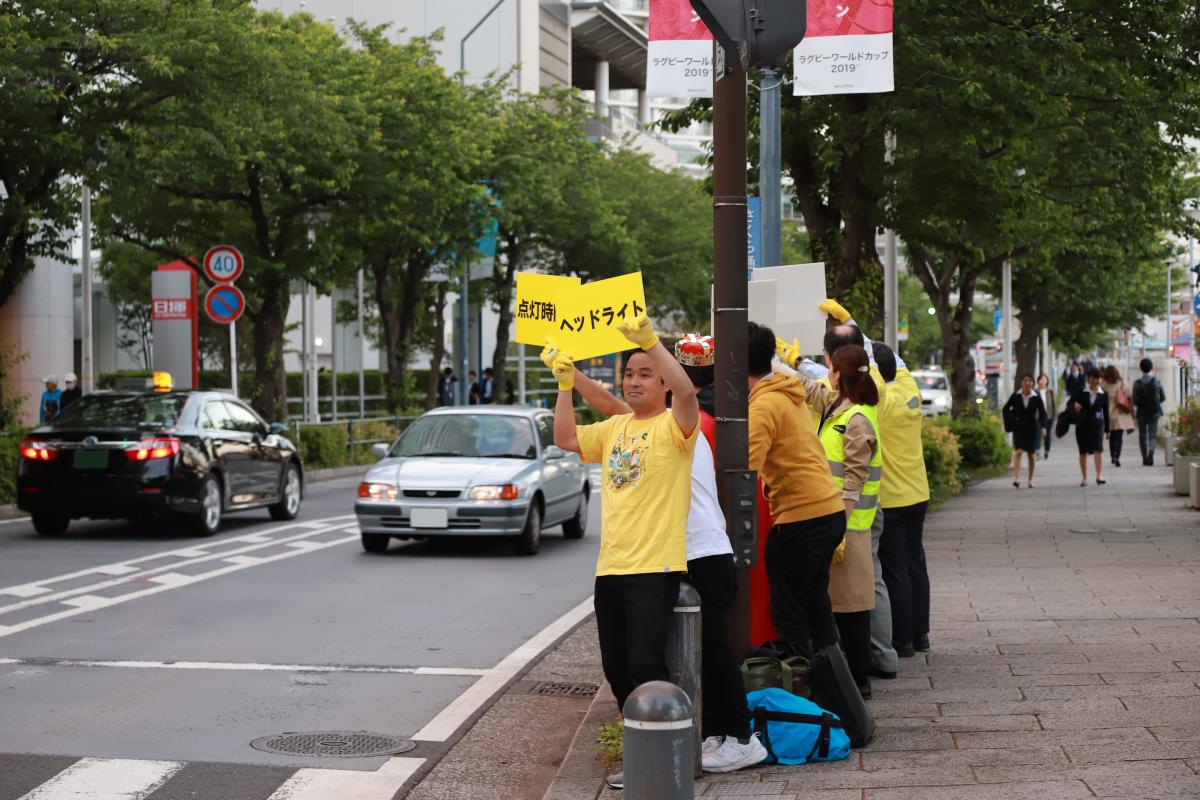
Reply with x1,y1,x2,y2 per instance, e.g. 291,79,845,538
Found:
934,396,949,407
358,482,398,500
468,484,519,501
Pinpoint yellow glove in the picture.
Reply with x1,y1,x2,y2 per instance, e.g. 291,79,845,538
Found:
551,351,575,392
775,337,801,367
616,315,660,351
819,299,852,324
539,337,559,369
831,536,846,565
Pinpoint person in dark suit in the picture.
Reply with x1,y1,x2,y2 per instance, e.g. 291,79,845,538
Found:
1072,367,1110,486
1003,374,1047,488
1036,373,1056,459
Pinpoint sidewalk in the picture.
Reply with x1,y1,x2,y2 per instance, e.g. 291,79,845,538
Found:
546,448,1200,799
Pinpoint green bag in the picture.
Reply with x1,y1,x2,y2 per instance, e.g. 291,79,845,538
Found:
741,655,813,698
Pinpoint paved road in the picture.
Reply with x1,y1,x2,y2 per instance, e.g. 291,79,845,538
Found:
0,472,601,800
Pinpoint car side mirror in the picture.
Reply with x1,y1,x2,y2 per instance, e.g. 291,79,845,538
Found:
371,443,390,461
543,445,565,460
269,422,287,436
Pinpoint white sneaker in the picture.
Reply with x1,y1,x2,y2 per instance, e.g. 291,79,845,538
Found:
701,732,768,773
702,735,724,756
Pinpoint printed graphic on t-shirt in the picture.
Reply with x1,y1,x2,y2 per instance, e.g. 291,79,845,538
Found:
608,430,651,490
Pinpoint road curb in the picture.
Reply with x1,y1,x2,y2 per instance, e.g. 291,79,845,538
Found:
305,465,370,484
541,680,617,800
0,504,23,521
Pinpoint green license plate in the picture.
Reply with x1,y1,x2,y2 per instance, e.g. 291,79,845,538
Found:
73,449,109,469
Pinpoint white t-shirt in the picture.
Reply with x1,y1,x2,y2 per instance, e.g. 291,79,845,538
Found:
687,433,734,561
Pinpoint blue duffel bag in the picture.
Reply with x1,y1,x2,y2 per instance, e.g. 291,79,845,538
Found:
746,687,852,765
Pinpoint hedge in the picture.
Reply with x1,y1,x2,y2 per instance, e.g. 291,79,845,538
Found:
922,420,963,506
0,431,23,505
937,413,1011,469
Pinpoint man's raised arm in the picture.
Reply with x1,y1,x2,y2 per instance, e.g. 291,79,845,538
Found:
617,316,698,436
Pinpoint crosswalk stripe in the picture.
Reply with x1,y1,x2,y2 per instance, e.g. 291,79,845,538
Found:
17,757,184,799
265,756,424,800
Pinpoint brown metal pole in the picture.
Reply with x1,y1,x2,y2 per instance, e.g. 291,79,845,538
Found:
711,43,754,660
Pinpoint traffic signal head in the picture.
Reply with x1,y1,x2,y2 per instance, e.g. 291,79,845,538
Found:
690,0,807,70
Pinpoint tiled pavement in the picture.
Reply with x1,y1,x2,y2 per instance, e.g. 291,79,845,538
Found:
547,447,1200,799
694,450,1200,799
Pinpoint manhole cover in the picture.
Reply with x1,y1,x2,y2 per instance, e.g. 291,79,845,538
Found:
251,731,415,758
531,681,599,697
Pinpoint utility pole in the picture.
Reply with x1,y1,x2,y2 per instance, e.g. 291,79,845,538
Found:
883,133,898,350
758,67,782,268
1001,259,1013,401
357,268,365,419
81,186,94,395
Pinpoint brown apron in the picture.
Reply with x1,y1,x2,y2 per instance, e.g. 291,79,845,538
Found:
828,527,875,613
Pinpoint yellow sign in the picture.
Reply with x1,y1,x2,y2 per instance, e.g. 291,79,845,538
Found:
554,272,647,360
514,272,580,346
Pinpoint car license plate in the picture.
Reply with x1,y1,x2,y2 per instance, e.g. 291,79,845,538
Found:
73,449,109,469
411,507,449,529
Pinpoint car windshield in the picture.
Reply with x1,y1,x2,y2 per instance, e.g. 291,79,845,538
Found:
50,393,187,430
392,414,537,459
917,375,949,391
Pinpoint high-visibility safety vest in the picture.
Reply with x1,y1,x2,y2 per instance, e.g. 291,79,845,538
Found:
818,403,883,533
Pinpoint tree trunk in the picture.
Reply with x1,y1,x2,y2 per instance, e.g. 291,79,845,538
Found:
425,283,448,410
1014,320,1041,385
373,262,403,413
249,275,289,422
910,246,982,417
490,233,520,404
391,253,431,411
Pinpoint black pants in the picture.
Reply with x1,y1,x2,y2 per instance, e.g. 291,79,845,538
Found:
834,610,872,687
1138,416,1160,460
1042,425,1052,456
594,572,682,713
687,554,750,740
1110,430,1125,463
879,502,931,646
764,510,846,658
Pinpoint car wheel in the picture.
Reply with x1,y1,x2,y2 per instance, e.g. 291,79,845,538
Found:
189,474,222,537
361,533,390,554
513,501,542,556
562,490,588,539
32,512,69,536
269,463,302,521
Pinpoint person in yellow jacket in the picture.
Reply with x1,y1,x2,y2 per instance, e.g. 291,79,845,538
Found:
774,338,882,696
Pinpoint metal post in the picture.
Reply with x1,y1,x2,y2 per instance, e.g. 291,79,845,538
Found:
517,344,526,405
1001,259,1013,401
81,186,94,394
307,284,318,422
666,582,702,778
230,322,239,397
758,67,781,269
594,59,610,120
622,681,695,800
357,268,366,418
331,292,338,420
459,263,470,406
883,132,898,350
711,43,753,659
1167,259,1173,358
1040,327,1050,383
301,281,309,421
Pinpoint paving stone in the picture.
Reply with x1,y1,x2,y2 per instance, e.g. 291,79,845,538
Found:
1085,774,1200,799
862,701,940,719
939,697,1125,717
929,672,1103,690
862,780,1093,800
973,758,1194,786
1150,726,1200,742
779,765,976,790
874,714,1040,732
859,728,955,752
1064,739,1200,764
860,747,1067,770
953,728,1158,749
1022,682,1200,700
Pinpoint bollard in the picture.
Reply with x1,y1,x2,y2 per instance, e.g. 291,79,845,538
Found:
666,581,702,777
623,681,695,800
1189,462,1200,509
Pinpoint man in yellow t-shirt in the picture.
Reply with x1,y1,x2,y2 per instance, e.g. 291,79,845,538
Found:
550,316,699,715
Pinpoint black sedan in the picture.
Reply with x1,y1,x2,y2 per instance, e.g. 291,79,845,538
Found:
17,390,303,537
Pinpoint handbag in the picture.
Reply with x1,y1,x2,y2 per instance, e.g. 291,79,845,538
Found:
1055,408,1073,439
1115,387,1133,414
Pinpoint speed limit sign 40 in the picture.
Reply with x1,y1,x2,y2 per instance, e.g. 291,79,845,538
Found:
203,245,243,284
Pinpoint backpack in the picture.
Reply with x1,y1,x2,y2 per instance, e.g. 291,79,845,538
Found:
746,688,852,765
1132,376,1158,416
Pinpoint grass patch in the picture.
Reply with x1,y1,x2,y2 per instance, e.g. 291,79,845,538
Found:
595,718,623,771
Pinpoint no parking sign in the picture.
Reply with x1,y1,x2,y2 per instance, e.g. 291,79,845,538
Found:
205,284,245,325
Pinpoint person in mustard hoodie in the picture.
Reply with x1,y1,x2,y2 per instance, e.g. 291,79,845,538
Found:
746,321,847,664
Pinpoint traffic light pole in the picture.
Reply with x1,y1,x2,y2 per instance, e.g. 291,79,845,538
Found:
712,44,753,660
758,67,782,269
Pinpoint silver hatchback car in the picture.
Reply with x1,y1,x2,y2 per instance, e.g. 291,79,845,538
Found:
355,406,590,556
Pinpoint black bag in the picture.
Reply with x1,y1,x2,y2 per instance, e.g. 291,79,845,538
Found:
1055,408,1073,439
810,643,874,748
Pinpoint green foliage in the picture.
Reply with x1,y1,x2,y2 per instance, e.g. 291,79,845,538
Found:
0,430,26,505
297,425,349,470
594,719,623,773
939,414,1011,470
921,420,963,506
1166,398,1200,458
0,345,29,430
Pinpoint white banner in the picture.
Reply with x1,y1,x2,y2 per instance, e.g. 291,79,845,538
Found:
794,0,894,96
646,0,713,99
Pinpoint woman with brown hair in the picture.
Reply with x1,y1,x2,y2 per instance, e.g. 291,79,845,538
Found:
782,343,882,697
1101,365,1135,467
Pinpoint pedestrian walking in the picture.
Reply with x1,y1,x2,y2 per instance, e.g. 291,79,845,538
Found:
1062,363,1084,398
745,323,847,671
467,370,480,405
1101,365,1135,467
59,372,81,412
39,375,62,424
1072,367,1110,486
436,367,457,406
1003,375,1047,488
1037,374,1056,459
781,335,882,697
1132,358,1165,465
557,333,768,774
548,316,701,789
481,367,495,404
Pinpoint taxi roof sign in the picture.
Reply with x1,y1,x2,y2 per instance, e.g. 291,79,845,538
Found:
151,372,173,392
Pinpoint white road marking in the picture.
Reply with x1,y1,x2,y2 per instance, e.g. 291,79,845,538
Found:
412,594,594,742
0,530,359,639
0,656,489,677
0,517,356,619
266,756,425,800
17,757,184,800
0,513,354,600
0,516,30,526
0,585,51,598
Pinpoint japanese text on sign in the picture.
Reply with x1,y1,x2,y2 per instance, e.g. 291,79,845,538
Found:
554,272,648,361
514,273,580,346
152,298,190,321
646,0,713,98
